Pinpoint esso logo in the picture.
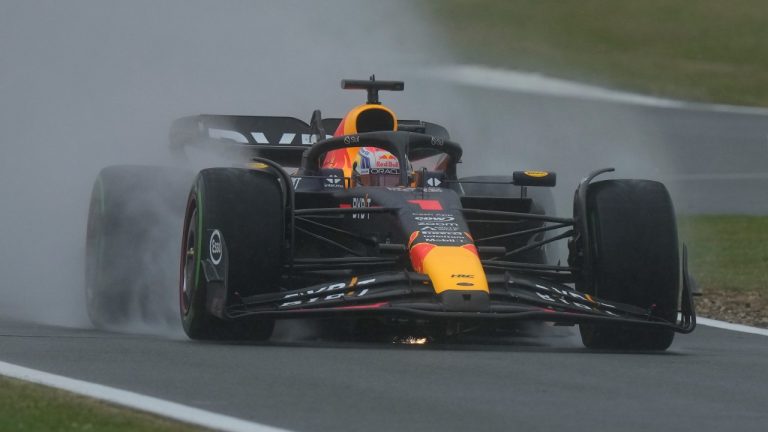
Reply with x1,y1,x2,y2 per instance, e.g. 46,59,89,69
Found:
209,230,223,265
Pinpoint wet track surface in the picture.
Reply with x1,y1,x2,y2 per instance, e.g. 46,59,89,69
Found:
1,317,767,432
3,2,768,431
1,84,767,432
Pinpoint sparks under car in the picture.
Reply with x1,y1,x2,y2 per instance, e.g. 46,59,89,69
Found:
86,77,696,350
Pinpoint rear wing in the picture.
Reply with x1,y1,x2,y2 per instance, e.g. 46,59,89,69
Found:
170,114,450,168
170,115,315,167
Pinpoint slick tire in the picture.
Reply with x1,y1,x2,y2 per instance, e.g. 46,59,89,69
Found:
180,168,284,340
578,180,679,351
85,165,192,329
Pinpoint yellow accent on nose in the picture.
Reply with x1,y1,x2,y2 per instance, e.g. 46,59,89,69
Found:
420,246,488,294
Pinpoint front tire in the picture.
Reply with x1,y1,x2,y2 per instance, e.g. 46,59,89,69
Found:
577,180,679,350
180,168,284,340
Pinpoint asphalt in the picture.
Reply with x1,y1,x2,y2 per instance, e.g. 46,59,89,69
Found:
1,317,766,432
3,2,768,431
2,74,768,432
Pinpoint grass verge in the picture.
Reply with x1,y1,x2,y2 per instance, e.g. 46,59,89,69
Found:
0,376,206,432
678,215,768,327
423,0,768,106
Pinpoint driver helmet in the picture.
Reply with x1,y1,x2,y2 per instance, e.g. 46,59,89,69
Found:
353,147,401,187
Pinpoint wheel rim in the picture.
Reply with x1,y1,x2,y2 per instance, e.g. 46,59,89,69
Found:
180,205,197,315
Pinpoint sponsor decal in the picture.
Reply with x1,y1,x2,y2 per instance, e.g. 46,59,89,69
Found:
325,174,343,188
209,230,223,265
279,278,375,307
358,148,399,174
368,168,399,175
291,177,302,188
343,135,360,145
529,282,619,316
451,274,475,279
534,292,593,311
524,171,549,178
209,128,248,143
419,230,468,245
208,130,328,146
339,195,379,219
385,187,443,193
426,177,442,187
430,136,444,147
248,131,324,146
420,224,460,231
415,215,455,222
352,196,372,220
411,212,468,245
375,152,399,168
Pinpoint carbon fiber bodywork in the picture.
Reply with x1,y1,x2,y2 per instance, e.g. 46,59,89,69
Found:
194,147,695,336
225,266,695,333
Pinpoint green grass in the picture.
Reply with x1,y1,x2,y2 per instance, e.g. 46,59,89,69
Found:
423,0,768,106
0,376,205,432
678,215,768,293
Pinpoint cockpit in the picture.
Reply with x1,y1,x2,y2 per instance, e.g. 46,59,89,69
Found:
302,76,459,190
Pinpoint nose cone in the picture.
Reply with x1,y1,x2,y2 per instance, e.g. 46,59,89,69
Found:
417,245,488,294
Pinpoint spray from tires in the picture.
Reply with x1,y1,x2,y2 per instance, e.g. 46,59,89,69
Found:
0,0,445,335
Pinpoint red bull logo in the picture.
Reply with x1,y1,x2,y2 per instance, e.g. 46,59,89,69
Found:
358,147,399,173
371,149,399,169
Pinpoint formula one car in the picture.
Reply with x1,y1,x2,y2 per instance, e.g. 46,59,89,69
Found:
86,77,696,350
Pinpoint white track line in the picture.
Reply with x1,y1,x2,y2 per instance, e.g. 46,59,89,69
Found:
0,360,292,432
3,62,766,428
697,318,768,337
429,64,768,116
0,319,765,432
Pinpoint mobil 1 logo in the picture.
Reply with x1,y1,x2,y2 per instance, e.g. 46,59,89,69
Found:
413,213,467,245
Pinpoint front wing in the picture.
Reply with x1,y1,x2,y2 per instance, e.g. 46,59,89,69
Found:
228,270,696,333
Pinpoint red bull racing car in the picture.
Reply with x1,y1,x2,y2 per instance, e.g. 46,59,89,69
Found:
86,77,696,350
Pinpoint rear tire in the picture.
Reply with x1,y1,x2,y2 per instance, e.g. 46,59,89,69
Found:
578,180,679,350
180,168,284,340
85,165,191,329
